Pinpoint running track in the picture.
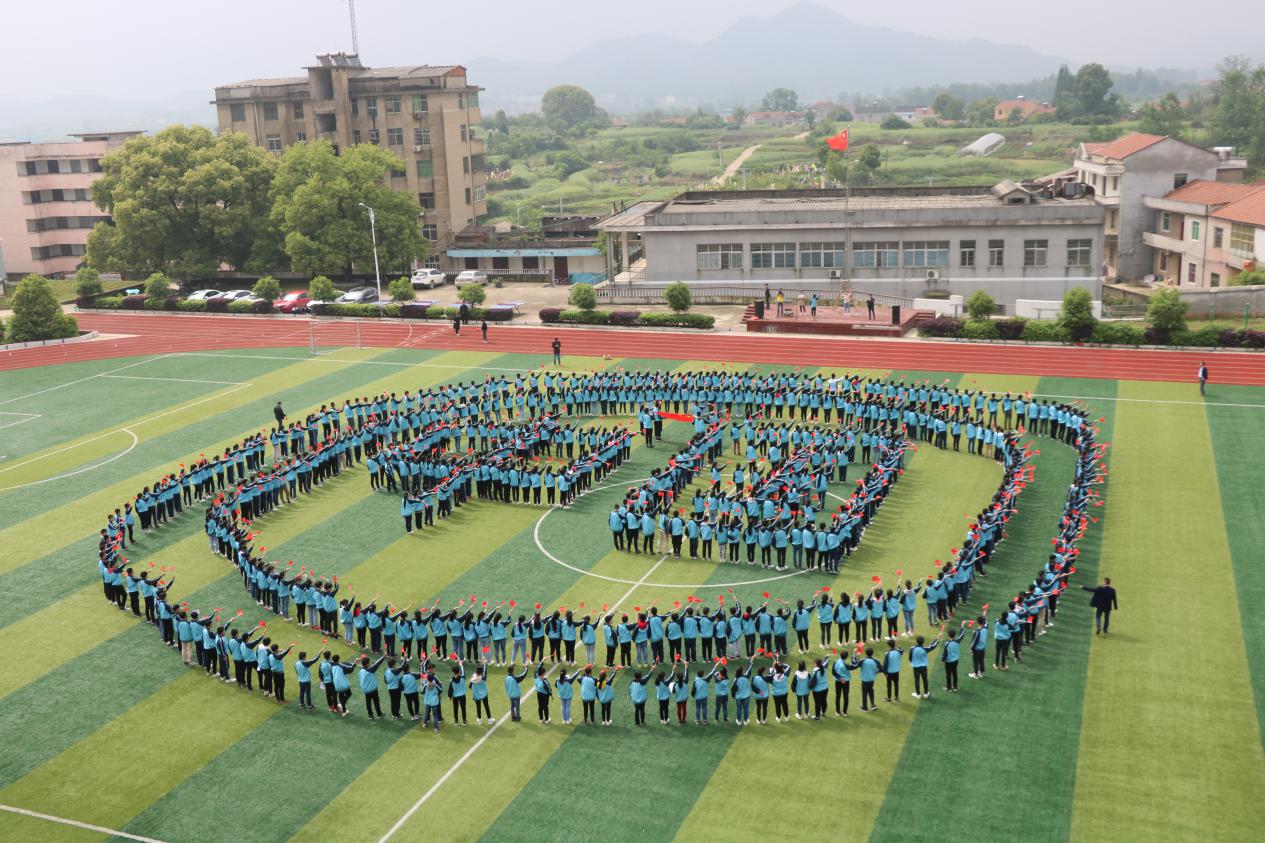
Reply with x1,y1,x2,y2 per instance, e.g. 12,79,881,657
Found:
2,312,1263,385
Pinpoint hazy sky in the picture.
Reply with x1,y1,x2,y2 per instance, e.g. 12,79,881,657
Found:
2,0,1261,101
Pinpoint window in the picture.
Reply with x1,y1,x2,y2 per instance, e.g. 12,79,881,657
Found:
352,130,362,144
468,92,479,108
460,124,468,143
365,97,378,116
1174,173,1188,189
1230,223,1255,257
390,167,405,178
265,134,282,152
425,256,440,269
492,256,509,271
421,224,438,240
1159,252,1168,271
351,98,359,116
1190,220,1201,241
522,256,539,270
852,241,899,268
1188,263,1196,284
293,102,304,119
368,129,380,144
416,159,433,178
462,156,470,174
988,240,1005,267
413,127,430,146
959,240,976,268
464,187,472,205
798,242,844,268
1107,208,1117,230
1067,238,1092,268
45,159,60,174
87,158,101,173
1160,212,1171,232
295,131,307,142
385,95,401,114
412,94,428,114
263,103,278,121
474,185,485,201
230,103,246,122
902,240,950,268
418,192,435,209
1111,176,1118,193
1023,239,1048,267
387,128,404,146
69,159,83,174
1211,272,1221,287
458,93,466,110
696,244,743,270
1214,227,1224,248
750,243,796,269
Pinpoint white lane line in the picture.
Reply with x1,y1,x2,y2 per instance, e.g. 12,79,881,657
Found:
101,375,251,386
0,354,173,407
1031,391,1265,409
0,412,40,430
176,351,537,372
378,555,669,843
0,429,139,492
0,802,168,843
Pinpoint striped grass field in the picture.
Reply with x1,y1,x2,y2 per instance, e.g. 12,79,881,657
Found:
0,347,1262,843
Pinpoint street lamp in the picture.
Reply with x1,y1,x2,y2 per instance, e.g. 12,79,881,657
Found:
358,202,382,305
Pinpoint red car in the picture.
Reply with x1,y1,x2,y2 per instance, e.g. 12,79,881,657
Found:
273,291,313,313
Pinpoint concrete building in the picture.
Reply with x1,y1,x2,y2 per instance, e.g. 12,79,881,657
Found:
0,131,140,278
598,181,1105,308
1143,180,1265,287
851,105,934,124
742,111,805,128
994,98,1055,122
1056,132,1246,281
445,215,604,283
212,53,485,266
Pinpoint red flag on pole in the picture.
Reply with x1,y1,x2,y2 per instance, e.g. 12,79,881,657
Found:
825,129,850,152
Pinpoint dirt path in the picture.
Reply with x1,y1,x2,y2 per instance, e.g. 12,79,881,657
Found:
713,144,761,185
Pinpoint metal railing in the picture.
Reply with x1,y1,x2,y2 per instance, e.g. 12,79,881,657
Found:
1101,303,1148,319
595,284,914,309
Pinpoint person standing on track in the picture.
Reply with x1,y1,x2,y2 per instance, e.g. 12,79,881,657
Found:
481,320,489,344
1198,362,1209,396
552,337,562,366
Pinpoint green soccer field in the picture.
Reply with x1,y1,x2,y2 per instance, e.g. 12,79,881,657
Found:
1,346,1262,843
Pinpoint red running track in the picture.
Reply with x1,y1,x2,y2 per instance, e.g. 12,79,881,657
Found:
2,312,1263,386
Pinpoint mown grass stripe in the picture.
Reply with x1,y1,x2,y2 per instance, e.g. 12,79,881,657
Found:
1070,381,1265,839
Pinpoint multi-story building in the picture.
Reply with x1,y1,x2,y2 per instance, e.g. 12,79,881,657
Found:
212,53,485,267
0,131,140,279
1142,180,1265,287
598,180,1105,308
993,97,1055,122
851,104,935,124
1061,132,1246,281
446,216,605,283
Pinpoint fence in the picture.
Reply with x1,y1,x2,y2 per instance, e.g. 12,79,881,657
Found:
595,283,914,309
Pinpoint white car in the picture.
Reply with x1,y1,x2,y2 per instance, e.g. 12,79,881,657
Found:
216,289,255,301
411,268,448,289
186,289,221,301
454,270,488,287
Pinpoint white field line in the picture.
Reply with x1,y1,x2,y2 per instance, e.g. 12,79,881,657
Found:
101,375,250,386
0,354,173,407
0,802,168,843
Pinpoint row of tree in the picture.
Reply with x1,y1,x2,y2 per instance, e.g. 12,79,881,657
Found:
86,126,426,281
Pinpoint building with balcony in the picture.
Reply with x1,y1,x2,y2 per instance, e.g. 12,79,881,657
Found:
598,180,1105,308
445,216,604,283
212,53,486,265
0,131,140,279
1142,180,1265,287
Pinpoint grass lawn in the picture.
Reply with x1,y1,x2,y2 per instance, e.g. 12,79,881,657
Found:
1,348,1262,842
0,276,77,309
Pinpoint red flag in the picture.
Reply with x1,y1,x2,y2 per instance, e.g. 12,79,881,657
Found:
825,129,850,152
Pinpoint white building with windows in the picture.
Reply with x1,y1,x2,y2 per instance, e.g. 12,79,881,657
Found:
598,182,1105,308
1144,180,1265,287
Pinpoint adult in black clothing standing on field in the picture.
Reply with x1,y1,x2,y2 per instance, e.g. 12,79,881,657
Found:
1081,578,1119,634
273,401,285,426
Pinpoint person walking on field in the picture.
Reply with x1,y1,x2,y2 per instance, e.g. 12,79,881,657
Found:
552,337,562,366
1198,362,1208,396
273,402,286,426
1081,578,1119,635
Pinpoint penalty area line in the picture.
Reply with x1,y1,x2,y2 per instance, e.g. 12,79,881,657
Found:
0,802,168,843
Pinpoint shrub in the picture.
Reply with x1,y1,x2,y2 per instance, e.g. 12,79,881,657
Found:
1171,325,1221,347
1090,322,1145,345
388,276,415,303
1146,287,1186,339
7,274,79,342
177,299,207,313
93,296,124,309
1143,326,1169,345
143,296,177,311
228,299,255,314
1021,320,1069,342
206,296,231,313
663,281,692,312
996,317,1028,340
559,309,609,325
918,317,963,337
636,312,714,329
309,275,338,303
539,307,562,323
399,303,431,319
459,284,487,306
121,294,147,309
1058,287,1097,341
251,275,282,302
1230,268,1265,286
568,284,597,310
965,290,996,320
492,278,505,288
144,272,173,304
73,267,103,305
608,310,643,326
961,319,1000,340
252,298,273,314
1239,329,1265,349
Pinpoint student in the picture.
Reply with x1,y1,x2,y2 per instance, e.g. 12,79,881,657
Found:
505,663,530,722
422,670,444,732
941,626,966,692
629,670,650,726
579,667,598,725
358,654,386,719
993,614,1012,671
809,658,830,720
329,655,355,716
770,658,791,722
832,649,857,717
857,647,880,712
909,634,940,699
792,661,811,719
449,662,468,725
733,664,753,725
883,638,904,703
556,669,575,725
597,669,618,726
292,648,321,710
384,658,404,719
969,616,989,678
691,665,717,724
471,662,492,724
401,659,422,721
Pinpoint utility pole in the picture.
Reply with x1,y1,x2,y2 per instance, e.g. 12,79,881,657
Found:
348,0,359,54
358,202,382,305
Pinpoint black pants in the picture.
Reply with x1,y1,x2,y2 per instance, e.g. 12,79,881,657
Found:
1095,608,1112,633
755,697,769,722
972,649,986,675
835,681,850,715
537,695,550,721
405,692,420,717
299,681,312,707
885,672,899,701
365,689,383,718
944,660,959,690
913,666,929,696
389,688,402,718
634,701,646,725
452,695,467,723
273,673,286,702
583,699,596,723
861,680,875,710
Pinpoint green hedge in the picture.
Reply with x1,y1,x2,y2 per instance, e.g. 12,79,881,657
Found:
539,308,714,329
1171,325,1223,347
1089,322,1145,345
960,319,1000,340
636,312,715,329
176,299,208,313
93,296,124,309
1020,321,1070,342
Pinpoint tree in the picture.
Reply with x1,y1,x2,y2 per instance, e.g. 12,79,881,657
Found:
87,125,280,278
1211,58,1265,172
269,141,425,281
828,105,854,122
933,93,966,122
663,282,692,313
73,267,103,302
388,276,415,302
145,272,172,304
1058,287,1097,341
308,275,338,303
761,88,799,111
825,151,850,185
568,284,597,310
459,284,486,306
966,97,1000,125
489,109,511,135
541,85,605,130
1053,64,1076,119
858,144,882,173
1070,63,1121,121
805,110,816,129
729,106,748,128
7,275,78,342
966,289,996,320
1138,92,1185,137
1006,107,1025,126
880,114,912,130
252,275,282,302
1230,268,1265,286
1146,287,1187,336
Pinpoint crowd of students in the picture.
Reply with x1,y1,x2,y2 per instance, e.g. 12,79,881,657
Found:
94,367,1104,731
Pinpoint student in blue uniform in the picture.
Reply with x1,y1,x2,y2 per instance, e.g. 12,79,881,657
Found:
293,649,323,711
471,662,492,723
556,669,575,725
358,654,386,719
969,615,989,678
940,626,967,692
422,669,444,732
882,639,904,703
505,663,530,722
909,633,941,699
597,669,618,726
856,647,880,712
534,665,552,723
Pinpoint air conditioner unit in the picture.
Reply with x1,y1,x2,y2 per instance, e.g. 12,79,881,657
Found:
828,269,842,279
413,145,423,152
412,112,426,119
926,269,940,280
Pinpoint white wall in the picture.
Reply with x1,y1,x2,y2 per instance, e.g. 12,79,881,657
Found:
1014,299,1103,319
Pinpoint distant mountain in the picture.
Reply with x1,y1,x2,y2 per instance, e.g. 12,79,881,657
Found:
0,92,214,143
473,2,1070,111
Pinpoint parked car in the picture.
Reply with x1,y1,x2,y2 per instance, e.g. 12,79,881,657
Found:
186,289,222,301
216,289,255,301
273,291,313,313
410,268,448,288
336,287,380,304
454,270,488,287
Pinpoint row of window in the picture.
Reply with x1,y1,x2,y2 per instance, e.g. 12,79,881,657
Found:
25,187,92,204
1159,213,1256,256
418,187,481,208
26,215,107,233
696,239,1093,271
231,92,480,123
31,243,86,260
18,158,102,176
